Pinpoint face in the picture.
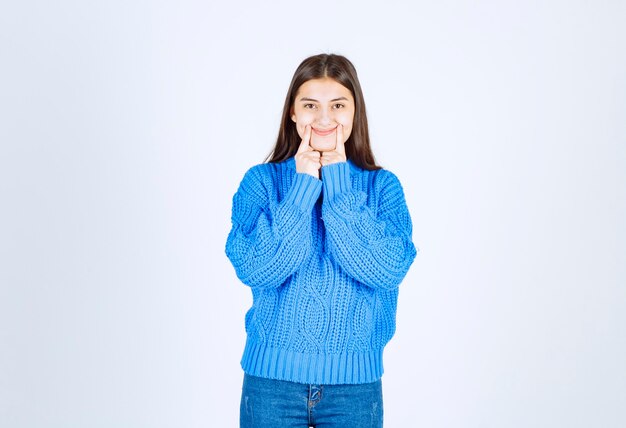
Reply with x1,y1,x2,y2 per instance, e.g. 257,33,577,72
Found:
291,78,355,152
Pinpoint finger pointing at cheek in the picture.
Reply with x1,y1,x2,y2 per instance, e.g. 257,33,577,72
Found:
335,124,345,156
297,125,312,153
320,125,347,167
295,125,322,178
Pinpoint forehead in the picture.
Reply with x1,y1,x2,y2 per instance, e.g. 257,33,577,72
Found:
295,78,353,100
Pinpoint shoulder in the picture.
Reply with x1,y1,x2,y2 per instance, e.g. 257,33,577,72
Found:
235,158,295,201
240,158,293,183
350,162,405,191
379,169,406,193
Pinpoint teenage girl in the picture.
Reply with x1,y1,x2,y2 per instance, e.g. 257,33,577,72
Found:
226,53,417,427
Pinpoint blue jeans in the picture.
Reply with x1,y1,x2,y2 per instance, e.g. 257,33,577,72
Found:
240,373,383,427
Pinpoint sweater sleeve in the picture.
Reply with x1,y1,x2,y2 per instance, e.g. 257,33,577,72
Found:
321,162,417,290
225,165,322,289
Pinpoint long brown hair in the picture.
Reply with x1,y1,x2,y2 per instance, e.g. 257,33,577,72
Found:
266,54,381,170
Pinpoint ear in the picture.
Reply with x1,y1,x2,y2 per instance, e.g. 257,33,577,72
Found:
290,107,296,122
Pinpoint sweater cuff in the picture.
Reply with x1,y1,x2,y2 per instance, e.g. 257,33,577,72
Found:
322,161,351,201
283,172,322,212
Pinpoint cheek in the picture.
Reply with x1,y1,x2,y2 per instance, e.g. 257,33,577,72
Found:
336,110,354,125
294,112,315,136
295,110,315,125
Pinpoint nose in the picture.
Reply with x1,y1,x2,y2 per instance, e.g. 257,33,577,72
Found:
317,107,333,126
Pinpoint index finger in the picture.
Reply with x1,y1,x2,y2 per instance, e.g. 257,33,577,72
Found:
297,125,312,154
335,124,346,155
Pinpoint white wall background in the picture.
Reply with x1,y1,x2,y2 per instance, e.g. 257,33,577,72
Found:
1,1,624,427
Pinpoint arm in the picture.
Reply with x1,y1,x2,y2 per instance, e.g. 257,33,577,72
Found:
321,162,417,290
225,165,322,289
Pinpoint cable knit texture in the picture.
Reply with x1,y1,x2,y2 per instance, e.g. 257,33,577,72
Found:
226,157,417,384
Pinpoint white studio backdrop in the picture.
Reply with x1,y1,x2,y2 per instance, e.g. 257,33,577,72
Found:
1,1,625,427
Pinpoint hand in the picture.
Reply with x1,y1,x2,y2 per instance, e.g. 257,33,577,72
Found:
295,125,321,178
320,124,347,167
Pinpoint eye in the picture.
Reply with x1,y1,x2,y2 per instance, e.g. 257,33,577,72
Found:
332,103,345,109
303,103,316,109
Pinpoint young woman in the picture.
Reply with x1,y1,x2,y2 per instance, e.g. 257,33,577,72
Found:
225,53,417,427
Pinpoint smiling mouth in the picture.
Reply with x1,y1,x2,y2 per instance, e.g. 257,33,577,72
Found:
312,126,337,137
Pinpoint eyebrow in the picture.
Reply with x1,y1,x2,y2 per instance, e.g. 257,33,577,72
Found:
299,97,349,102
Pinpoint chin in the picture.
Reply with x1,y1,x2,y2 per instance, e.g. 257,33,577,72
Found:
311,144,335,152
310,136,336,152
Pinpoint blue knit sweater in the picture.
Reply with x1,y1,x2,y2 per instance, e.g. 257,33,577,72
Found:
225,157,417,385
